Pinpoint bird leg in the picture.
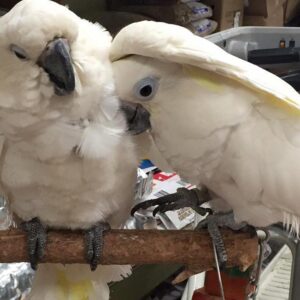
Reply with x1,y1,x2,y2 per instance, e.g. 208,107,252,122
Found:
131,187,212,217
131,187,256,269
21,217,47,270
85,222,111,271
196,211,254,268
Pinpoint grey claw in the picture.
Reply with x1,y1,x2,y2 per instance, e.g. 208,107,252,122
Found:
85,229,94,264
85,222,110,271
208,221,228,267
196,211,248,269
22,217,47,270
131,187,211,217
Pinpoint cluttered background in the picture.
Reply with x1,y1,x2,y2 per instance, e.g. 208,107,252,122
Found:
1,0,300,36
0,0,300,299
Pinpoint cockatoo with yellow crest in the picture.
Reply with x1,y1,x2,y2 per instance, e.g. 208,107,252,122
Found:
0,0,138,299
111,20,300,264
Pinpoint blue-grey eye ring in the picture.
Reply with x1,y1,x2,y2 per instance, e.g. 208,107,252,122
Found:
133,77,159,101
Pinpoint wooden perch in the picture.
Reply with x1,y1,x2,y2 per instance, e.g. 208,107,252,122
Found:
0,229,258,272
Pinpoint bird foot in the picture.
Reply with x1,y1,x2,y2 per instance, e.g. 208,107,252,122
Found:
131,187,212,217
21,217,47,270
85,222,110,271
197,211,252,268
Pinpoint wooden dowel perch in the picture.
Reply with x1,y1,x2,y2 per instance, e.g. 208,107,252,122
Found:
0,229,258,272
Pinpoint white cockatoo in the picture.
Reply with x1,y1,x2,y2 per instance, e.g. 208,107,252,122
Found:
0,0,138,299
111,20,300,261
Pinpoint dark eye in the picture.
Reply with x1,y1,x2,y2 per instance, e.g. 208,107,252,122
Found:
140,85,153,97
133,77,159,101
10,44,28,60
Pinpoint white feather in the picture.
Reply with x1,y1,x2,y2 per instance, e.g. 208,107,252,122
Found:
0,1,138,299
112,21,300,236
111,21,300,110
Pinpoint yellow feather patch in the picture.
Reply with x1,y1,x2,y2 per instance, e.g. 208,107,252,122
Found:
56,270,93,300
184,64,300,116
183,65,223,92
263,94,300,116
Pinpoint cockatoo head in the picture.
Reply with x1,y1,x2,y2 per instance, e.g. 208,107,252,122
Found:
110,20,221,136
0,0,115,132
111,21,300,139
112,55,180,134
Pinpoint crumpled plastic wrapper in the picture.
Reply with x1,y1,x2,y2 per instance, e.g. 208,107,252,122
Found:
0,196,13,230
126,167,201,231
0,263,34,300
124,168,157,230
0,196,34,300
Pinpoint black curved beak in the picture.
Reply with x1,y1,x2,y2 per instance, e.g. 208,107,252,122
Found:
120,101,151,135
38,38,75,96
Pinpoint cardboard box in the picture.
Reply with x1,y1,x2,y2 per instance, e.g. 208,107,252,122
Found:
285,0,300,23
244,0,268,16
243,15,282,26
107,0,180,23
108,0,243,31
201,0,244,31
244,0,286,17
244,0,286,26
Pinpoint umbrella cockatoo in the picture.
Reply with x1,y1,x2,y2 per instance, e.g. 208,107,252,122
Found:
111,20,300,262
0,0,137,299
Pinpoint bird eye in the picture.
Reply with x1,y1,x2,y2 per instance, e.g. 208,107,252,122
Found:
133,77,159,101
10,44,28,60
